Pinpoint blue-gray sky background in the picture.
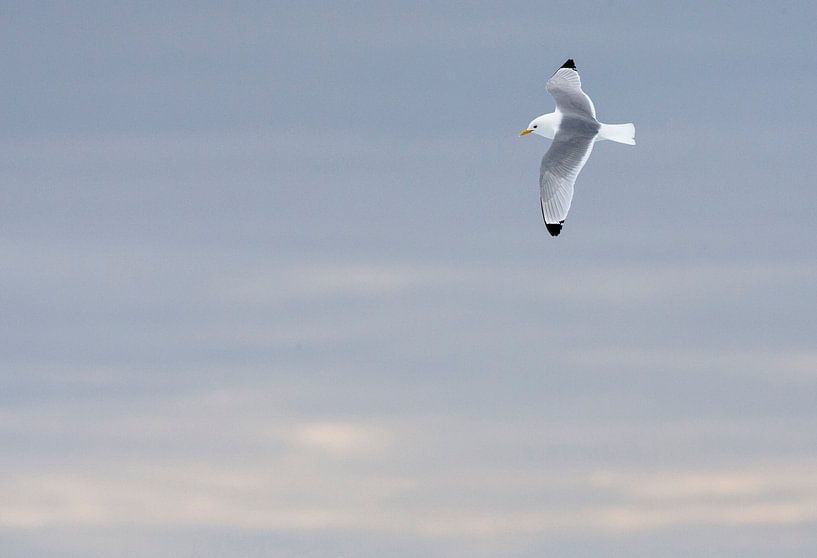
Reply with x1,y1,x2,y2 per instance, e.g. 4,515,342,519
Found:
2,2,817,557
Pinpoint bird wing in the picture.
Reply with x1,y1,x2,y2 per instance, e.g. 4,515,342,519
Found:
539,125,596,236
546,59,596,119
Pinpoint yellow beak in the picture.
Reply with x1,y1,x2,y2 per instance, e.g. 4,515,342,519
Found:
519,129,532,136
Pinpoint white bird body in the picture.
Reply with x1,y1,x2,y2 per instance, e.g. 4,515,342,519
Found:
529,110,635,144
520,59,635,236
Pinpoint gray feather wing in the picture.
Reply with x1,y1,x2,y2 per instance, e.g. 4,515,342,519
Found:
539,125,596,226
546,67,596,119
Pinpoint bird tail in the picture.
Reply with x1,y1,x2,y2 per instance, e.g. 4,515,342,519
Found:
598,123,636,145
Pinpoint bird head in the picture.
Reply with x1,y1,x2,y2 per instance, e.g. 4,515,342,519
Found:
519,115,546,137
520,113,560,139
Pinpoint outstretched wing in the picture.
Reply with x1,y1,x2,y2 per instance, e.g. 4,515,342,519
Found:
546,59,596,119
539,127,596,236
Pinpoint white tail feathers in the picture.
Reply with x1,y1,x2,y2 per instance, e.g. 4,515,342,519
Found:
599,123,636,145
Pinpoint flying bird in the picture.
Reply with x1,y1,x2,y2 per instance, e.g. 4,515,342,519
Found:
520,59,635,236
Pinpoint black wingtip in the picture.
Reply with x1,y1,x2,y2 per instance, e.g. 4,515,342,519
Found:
560,58,576,70
545,222,563,236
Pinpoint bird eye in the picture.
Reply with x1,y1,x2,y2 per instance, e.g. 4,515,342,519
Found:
533,125,538,128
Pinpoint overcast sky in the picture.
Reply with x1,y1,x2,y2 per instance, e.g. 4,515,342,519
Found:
2,2,817,557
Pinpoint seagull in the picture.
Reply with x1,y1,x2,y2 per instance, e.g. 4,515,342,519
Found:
520,59,635,236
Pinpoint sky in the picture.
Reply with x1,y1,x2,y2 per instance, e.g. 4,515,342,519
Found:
2,1,817,556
